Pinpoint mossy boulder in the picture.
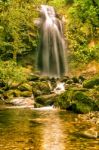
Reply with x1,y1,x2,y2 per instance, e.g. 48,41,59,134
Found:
55,89,99,113
54,89,73,109
28,74,39,81
70,91,99,113
0,89,4,94
34,102,43,108
72,77,79,83
20,91,32,97
68,102,92,114
0,80,6,87
83,77,99,89
32,81,51,97
35,94,56,106
66,79,73,84
18,83,32,92
3,89,21,100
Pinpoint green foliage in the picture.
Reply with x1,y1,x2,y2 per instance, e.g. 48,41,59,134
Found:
67,0,99,66
64,0,74,5
69,102,92,114
83,76,99,88
48,0,65,9
0,60,27,84
0,0,38,61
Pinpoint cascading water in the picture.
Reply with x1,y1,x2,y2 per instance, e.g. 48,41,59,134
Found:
37,5,66,78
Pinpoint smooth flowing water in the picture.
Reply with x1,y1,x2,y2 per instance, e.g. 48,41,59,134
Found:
37,5,66,78
0,108,99,150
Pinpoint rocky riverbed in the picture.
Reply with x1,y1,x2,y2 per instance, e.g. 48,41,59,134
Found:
0,74,99,114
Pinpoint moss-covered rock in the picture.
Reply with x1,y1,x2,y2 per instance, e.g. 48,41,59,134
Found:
18,83,32,91
68,102,92,114
66,79,73,84
34,102,43,108
0,89,4,94
0,80,6,87
83,77,99,89
20,91,32,97
73,91,98,109
28,74,39,81
72,76,79,83
55,88,99,113
35,94,56,106
3,89,21,100
69,91,99,113
32,81,51,97
54,89,73,109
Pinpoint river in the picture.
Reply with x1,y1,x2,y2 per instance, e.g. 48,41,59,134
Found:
0,107,99,150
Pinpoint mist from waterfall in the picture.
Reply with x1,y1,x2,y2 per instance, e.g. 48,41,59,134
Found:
37,5,66,78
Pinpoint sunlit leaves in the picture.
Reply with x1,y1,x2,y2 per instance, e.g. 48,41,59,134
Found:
67,0,99,66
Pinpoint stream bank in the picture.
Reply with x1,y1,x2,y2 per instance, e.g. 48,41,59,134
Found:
0,74,99,114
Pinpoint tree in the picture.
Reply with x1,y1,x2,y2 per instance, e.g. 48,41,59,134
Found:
66,0,99,66
0,0,38,61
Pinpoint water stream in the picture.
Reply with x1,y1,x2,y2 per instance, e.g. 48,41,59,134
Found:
0,107,99,150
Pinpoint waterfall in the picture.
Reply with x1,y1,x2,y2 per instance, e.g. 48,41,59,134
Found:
37,5,66,78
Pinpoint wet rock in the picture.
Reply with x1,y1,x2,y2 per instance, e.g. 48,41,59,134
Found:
78,75,85,83
35,93,57,106
72,77,79,83
66,79,73,84
80,128,99,139
32,81,51,97
78,111,99,125
10,97,34,106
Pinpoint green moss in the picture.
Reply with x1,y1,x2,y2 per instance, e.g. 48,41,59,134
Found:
0,89,4,94
3,90,21,100
73,91,98,111
68,102,92,114
55,88,99,113
32,81,50,96
34,102,43,108
35,95,54,106
28,74,39,81
55,89,74,109
83,77,99,89
20,91,32,97
18,83,32,92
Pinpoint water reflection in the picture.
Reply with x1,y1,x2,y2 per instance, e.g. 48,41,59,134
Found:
42,111,65,150
0,108,99,150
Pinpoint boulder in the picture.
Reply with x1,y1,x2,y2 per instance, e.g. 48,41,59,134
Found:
18,83,32,91
32,81,51,97
79,128,99,139
28,74,39,81
35,93,57,106
83,76,99,89
10,97,34,106
54,89,99,113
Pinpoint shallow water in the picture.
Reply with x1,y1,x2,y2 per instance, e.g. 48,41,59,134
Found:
0,107,99,150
